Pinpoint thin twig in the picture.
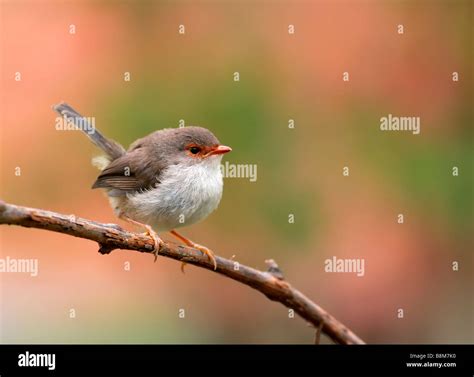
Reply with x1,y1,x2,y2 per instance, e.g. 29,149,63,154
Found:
0,200,365,345
315,321,324,344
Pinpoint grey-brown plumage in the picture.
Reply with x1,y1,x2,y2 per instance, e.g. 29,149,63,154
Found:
92,127,221,196
53,103,221,198
53,102,126,160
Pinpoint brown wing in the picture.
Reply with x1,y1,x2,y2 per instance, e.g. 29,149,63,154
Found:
92,146,163,195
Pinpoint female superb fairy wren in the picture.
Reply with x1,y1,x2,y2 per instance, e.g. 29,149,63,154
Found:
53,102,232,270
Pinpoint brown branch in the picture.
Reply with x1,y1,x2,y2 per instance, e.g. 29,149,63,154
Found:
0,200,365,345
315,321,324,344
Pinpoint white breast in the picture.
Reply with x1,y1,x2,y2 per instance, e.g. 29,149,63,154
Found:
123,157,224,232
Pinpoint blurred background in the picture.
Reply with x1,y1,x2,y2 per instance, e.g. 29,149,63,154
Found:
0,0,472,344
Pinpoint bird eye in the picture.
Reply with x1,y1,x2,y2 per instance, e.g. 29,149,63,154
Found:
189,146,201,154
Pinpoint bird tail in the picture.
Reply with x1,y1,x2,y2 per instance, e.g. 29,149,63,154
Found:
52,102,126,161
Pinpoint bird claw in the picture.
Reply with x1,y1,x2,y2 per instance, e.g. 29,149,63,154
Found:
191,243,217,270
143,224,163,262
119,215,163,262
169,230,217,271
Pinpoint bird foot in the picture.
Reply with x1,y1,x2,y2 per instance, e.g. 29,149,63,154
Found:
142,224,164,262
169,230,218,271
188,242,217,270
120,215,163,262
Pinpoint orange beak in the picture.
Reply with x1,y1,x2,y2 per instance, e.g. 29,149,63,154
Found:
207,145,232,156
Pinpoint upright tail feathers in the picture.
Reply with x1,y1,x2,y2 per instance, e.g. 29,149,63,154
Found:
52,102,126,160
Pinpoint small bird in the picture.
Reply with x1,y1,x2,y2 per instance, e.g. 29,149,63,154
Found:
53,102,231,270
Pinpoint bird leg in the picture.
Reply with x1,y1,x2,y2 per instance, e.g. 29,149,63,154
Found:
170,230,217,271
120,215,163,262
